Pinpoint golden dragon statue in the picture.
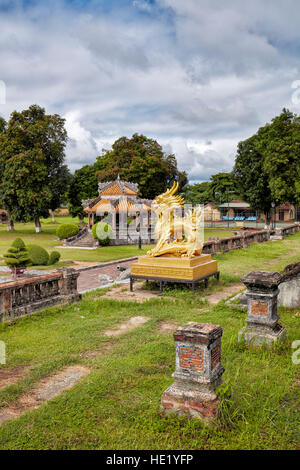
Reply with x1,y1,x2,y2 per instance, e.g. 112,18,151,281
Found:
147,182,203,258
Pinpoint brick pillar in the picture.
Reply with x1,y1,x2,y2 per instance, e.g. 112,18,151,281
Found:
0,288,12,321
241,232,248,248
161,322,224,423
57,268,81,299
238,271,286,347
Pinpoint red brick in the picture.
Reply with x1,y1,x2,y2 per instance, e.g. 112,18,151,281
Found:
179,346,204,371
162,401,174,409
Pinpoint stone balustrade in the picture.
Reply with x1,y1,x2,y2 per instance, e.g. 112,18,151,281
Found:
202,223,299,255
0,268,81,323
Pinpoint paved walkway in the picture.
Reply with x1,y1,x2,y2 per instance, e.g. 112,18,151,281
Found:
77,259,136,293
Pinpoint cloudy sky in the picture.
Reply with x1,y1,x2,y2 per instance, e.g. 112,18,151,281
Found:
0,0,300,182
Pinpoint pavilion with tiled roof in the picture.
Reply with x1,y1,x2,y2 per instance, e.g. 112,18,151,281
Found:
82,176,152,231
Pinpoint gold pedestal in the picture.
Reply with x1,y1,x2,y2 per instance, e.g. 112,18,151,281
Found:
130,254,218,281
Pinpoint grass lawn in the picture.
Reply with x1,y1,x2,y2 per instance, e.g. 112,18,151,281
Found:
0,232,299,450
0,217,237,265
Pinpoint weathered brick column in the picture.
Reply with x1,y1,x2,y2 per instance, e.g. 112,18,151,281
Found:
238,271,286,347
161,322,224,422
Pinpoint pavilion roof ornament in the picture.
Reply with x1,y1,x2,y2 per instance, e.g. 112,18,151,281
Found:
83,176,152,214
98,176,139,196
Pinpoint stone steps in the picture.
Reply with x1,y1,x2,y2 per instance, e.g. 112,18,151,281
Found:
64,228,98,248
72,234,97,247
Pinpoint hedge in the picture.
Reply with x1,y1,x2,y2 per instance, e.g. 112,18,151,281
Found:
56,223,79,240
92,222,113,246
49,251,61,265
27,245,49,266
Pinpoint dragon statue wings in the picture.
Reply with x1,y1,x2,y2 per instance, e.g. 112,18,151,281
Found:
147,182,203,258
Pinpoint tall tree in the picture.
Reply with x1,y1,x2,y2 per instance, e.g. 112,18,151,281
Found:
234,132,272,217
1,149,52,226
0,117,6,134
67,164,99,220
0,105,68,231
95,134,187,199
233,108,300,221
262,109,300,203
180,182,212,205
209,172,239,205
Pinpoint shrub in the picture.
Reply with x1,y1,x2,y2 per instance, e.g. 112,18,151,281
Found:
56,223,79,240
92,222,113,246
3,238,31,268
27,244,49,266
12,238,26,250
49,251,61,265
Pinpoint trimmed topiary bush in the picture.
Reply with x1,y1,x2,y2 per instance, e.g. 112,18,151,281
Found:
3,238,31,268
91,223,98,239
92,222,113,246
27,244,50,266
49,251,61,265
56,223,79,240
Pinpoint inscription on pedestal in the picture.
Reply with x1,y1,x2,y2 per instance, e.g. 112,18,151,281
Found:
251,300,268,316
179,346,203,371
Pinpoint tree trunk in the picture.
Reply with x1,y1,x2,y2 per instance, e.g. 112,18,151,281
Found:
7,215,14,231
50,210,55,223
264,211,271,230
35,217,42,233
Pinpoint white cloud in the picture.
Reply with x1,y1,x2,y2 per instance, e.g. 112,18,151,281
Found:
0,0,299,181
64,111,99,170
133,1,153,12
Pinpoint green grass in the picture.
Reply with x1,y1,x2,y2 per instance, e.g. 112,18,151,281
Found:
0,217,236,265
204,229,236,240
0,217,154,265
0,232,299,449
215,231,300,283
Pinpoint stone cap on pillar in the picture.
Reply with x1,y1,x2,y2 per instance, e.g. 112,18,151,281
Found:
241,271,282,291
57,267,80,279
173,322,222,345
281,261,300,283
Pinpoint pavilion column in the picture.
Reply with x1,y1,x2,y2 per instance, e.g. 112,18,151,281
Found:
91,213,95,226
148,210,152,242
111,211,117,241
119,212,127,240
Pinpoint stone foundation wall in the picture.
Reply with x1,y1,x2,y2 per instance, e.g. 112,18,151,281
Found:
0,268,81,323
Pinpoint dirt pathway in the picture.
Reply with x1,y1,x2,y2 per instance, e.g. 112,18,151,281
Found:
98,281,245,305
0,365,89,426
204,283,244,305
0,366,31,390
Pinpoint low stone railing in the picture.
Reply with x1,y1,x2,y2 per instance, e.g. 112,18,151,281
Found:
0,268,81,323
275,224,300,237
202,223,299,255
